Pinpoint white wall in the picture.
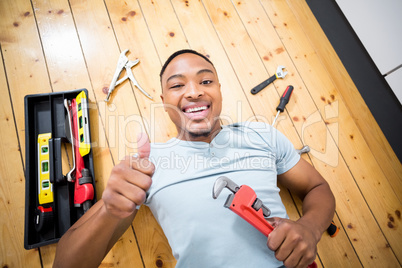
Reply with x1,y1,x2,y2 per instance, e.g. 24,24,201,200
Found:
335,0,402,104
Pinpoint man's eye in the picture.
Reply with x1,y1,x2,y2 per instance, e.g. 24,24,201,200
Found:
170,84,183,89
201,80,212,85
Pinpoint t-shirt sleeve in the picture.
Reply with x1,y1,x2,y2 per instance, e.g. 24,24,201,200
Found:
274,128,300,175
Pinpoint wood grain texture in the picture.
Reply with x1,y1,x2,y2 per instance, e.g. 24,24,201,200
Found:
287,0,402,202
0,0,400,267
0,0,52,162
0,35,42,268
0,0,55,265
260,0,401,264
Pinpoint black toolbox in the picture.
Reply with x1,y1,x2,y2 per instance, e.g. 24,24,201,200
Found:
24,89,96,249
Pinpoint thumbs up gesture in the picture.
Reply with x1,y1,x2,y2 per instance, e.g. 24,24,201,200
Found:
102,133,154,219
136,132,151,158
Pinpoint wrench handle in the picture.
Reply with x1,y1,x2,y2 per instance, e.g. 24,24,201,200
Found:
251,75,277,95
228,185,274,236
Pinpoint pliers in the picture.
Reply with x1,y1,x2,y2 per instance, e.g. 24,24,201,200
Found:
212,176,275,236
105,49,153,101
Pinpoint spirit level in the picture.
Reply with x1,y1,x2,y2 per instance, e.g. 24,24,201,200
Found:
75,91,90,157
37,133,53,205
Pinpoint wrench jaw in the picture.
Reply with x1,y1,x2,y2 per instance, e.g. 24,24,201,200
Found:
224,193,235,209
212,176,240,199
275,65,288,79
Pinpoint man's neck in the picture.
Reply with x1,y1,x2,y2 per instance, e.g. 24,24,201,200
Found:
176,123,222,143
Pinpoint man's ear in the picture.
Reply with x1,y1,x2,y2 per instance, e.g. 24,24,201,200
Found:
160,94,167,112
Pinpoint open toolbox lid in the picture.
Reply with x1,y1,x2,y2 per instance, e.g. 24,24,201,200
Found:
24,89,96,249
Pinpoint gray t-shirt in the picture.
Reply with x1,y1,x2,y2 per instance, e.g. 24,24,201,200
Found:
145,122,300,267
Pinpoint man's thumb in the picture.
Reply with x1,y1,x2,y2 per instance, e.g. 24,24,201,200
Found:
137,132,151,158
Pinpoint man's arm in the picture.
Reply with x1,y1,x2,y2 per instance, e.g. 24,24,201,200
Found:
53,199,136,267
267,157,335,268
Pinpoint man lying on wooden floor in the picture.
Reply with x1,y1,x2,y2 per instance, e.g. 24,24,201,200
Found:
54,49,335,268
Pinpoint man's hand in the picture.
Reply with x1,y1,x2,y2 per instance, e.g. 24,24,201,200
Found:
102,133,154,219
273,157,335,267
267,217,318,268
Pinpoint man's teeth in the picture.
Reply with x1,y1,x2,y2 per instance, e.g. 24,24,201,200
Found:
185,106,208,113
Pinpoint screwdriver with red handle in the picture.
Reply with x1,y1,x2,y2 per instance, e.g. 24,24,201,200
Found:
272,85,294,126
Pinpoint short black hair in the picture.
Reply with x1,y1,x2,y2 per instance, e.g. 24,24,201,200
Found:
159,49,215,80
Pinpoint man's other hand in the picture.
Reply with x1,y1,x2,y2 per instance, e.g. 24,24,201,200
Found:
102,133,154,219
267,217,318,268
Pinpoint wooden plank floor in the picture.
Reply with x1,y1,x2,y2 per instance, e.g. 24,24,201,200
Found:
1,0,401,267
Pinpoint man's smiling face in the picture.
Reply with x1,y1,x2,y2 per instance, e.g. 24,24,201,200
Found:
160,53,222,142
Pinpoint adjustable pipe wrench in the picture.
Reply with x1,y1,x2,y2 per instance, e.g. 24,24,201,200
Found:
212,176,274,236
213,176,318,268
